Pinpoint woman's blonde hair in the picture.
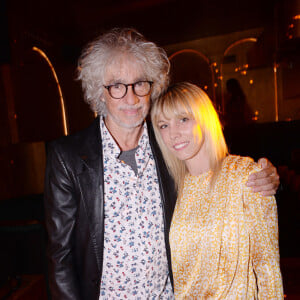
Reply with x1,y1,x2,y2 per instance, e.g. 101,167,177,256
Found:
151,82,228,196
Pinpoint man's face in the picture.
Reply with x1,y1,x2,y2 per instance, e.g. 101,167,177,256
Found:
102,56,151,131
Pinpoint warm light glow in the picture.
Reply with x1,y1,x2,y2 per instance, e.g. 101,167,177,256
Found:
204,85,208,90
241,70,247,75
32,46,68,135
293,15,300,20
215,68,219,73
213,62,217,67
273,63,279,122
249,79,253,84
244,64,248,69
235,68,239,72
169,49,209,64
223,38,257,56
253,111,259,121
289,23,295,28
192,100,225,155
214,83,218,87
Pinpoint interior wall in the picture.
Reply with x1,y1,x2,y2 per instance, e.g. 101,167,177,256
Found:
164,28,300,123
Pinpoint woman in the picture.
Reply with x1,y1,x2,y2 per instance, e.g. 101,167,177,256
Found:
151,82,283,299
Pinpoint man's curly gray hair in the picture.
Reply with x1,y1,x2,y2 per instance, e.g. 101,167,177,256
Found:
77,28,170,115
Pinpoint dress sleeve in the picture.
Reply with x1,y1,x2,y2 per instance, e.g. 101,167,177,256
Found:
44,142,81,300
243,164,284,299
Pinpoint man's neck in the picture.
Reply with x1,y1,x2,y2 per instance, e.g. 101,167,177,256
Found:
103,118,144,151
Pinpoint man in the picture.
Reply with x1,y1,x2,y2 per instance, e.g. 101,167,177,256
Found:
44,28,279,300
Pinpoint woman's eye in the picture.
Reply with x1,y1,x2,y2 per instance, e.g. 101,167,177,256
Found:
181,117,189,122
159,124,167,129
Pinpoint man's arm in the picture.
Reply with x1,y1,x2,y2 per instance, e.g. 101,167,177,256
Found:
246,158,280,196
44,143,81,300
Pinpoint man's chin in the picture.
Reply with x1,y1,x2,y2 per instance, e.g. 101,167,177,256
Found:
113,116,145,129
120,118,145,129
105,111,147,130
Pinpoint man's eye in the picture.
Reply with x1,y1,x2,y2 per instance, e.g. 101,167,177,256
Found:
135,81,144,87
112,83,123,89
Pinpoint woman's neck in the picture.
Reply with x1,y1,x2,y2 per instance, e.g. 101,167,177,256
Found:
185,149,211,176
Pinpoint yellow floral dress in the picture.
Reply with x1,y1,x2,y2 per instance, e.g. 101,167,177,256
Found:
169,155,283,299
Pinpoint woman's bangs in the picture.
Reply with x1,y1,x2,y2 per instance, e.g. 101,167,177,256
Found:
161,93,193,119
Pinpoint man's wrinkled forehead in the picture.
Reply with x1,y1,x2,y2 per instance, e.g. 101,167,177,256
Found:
104,54,147,85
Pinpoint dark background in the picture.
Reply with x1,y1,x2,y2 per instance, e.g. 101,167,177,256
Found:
0,0,299,298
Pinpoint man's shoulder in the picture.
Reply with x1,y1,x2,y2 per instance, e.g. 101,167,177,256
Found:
48,117,100,154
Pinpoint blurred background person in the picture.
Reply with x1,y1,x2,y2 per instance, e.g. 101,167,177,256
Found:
224,78,254,129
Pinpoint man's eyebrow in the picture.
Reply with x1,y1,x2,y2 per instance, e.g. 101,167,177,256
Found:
135,77,148,82
105,79,122,85
105,77,147,85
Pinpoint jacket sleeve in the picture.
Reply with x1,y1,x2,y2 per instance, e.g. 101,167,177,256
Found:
243,165,284,299
44,142,81,300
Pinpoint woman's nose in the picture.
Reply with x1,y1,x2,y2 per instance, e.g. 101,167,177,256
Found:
169,124,180,140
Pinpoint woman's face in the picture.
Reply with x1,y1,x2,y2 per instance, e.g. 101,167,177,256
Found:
157,111,204,164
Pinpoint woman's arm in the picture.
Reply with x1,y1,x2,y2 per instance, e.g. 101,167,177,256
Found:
243,170,283,299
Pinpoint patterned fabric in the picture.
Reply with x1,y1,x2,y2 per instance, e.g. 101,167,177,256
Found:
99,118,174,299
170,155,283,299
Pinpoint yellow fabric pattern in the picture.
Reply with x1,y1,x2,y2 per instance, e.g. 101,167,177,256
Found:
170,155,283,299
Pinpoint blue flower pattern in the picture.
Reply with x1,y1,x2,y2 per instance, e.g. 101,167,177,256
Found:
99,118,174,299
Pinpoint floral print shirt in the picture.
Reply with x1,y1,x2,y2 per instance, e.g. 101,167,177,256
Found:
99,118,174,300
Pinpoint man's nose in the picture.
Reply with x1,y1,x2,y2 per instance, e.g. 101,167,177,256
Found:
125,86,139,105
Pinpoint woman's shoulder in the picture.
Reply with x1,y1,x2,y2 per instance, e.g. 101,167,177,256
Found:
220,155,261,184
220,156,276,213
223,155,260,173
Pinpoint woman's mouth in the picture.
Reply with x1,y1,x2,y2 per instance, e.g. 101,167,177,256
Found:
173,142,189,150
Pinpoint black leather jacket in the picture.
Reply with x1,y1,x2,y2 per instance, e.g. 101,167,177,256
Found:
44,117,177,300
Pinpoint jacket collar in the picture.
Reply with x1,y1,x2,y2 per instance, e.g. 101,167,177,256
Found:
78,116,103,172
